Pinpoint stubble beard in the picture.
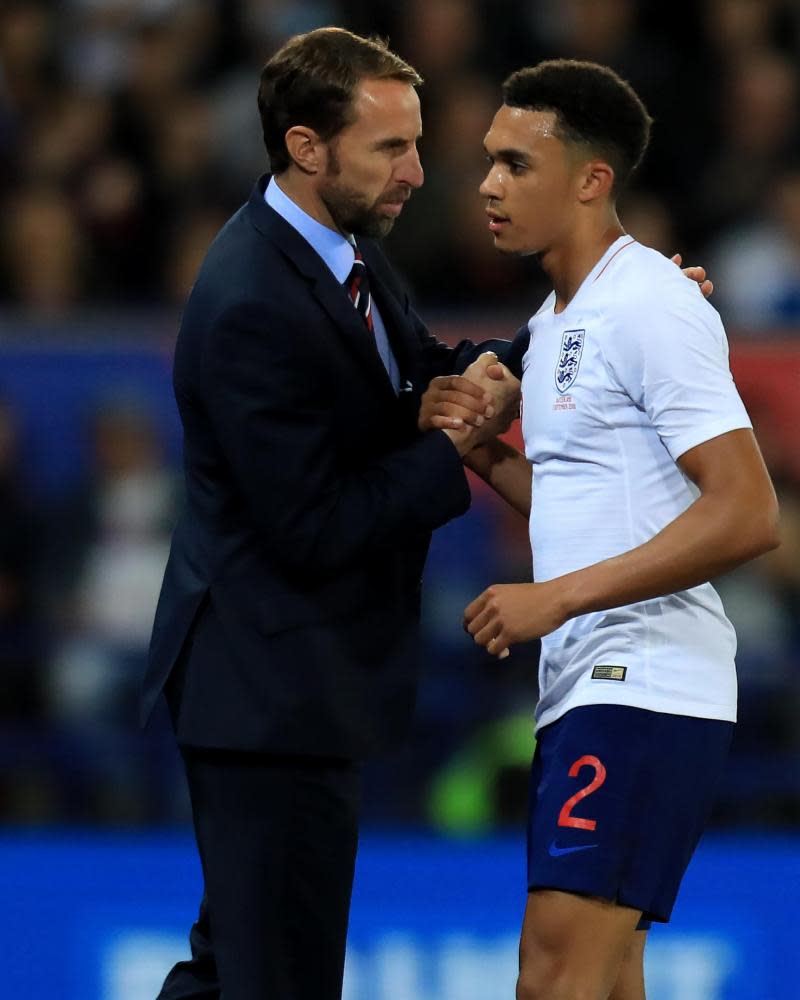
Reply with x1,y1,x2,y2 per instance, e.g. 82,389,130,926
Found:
319,149,398,240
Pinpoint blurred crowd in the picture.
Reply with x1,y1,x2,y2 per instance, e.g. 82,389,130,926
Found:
1,0,800,322
1,0,799,829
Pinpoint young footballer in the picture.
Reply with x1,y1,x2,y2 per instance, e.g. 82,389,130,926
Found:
454,61,778,999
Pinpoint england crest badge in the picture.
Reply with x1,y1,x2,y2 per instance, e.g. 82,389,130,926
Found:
554,329,585,393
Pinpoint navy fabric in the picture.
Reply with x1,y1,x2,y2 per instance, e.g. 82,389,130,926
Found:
141,174,527,759
526,704,733,924
143,173,532,1000
158,749,361,1000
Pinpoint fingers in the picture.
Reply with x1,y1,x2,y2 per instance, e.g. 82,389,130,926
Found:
421,401,492,430
485,362,507,381
463,590,489,627
428,414,468,430
436,375,490,402
465,604,494,637
432,388,495,421
463,351,502,382
675,261,714,298
682,265,707,282
491,636,511,659
464,589,512,658
474,621,511,659
671,253,682,267
419,376,495,432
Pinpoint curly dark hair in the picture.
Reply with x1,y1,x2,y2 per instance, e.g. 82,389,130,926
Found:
502,60,652,195
258,27,422,174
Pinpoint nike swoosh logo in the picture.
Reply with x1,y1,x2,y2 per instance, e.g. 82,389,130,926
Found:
548,840,599,857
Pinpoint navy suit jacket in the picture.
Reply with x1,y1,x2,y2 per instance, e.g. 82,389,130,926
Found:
142,176,528,758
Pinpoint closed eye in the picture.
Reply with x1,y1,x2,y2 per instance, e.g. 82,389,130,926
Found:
374,138,419,155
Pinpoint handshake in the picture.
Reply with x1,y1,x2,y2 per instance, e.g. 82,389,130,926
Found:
418,352,521,457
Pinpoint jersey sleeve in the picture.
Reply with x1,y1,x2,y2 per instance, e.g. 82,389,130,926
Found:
605,280,752,462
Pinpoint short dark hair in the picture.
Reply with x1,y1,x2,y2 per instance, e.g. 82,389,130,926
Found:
258,27,422,174
502,60,652,194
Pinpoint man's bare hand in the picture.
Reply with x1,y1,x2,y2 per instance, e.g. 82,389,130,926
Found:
463,580,569,659
671,253,713,299
462,353,520,436
418,373,494,433
436,353,521,456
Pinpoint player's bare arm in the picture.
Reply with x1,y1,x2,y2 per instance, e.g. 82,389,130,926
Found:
464,439,532,518
465,428,779,658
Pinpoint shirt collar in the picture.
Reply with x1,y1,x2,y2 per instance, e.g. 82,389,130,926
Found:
265,176,355,284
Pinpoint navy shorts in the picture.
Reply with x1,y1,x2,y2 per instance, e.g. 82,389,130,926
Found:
527,704,733,926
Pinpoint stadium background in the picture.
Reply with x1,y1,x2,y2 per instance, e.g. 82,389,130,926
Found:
1,1,798,997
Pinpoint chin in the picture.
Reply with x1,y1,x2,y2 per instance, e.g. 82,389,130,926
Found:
494,238,528,257
351,215,395,240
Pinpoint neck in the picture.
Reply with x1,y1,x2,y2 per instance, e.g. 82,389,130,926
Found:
542,211,625,313
274,171,348,237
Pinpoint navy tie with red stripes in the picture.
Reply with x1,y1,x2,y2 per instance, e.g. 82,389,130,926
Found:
345,248,374,332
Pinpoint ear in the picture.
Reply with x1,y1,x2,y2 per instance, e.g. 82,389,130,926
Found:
577,160,615,204
284,126,324,175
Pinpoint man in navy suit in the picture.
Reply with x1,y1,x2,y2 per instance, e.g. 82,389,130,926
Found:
143,27,522,1000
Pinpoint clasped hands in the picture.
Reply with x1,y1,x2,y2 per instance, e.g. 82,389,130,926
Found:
418,351,521,456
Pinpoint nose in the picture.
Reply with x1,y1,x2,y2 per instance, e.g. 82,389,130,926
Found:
479,165,502,200
396,147,424,189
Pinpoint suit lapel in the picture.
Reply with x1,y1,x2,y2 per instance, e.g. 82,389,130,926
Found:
247,176,398,402
309,270,398,400
368,271,416,394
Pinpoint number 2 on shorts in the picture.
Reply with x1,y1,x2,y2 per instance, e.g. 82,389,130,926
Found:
557,755,607,831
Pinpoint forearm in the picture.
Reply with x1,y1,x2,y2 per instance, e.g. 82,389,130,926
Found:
558,490,779,621
464,439,532,517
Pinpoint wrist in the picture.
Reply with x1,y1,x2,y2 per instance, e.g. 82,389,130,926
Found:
463,442,492,473
554,568,593,622
465,437,519,476
440,426,471,458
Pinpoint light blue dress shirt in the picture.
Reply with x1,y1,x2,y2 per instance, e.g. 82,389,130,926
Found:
265,177,401,392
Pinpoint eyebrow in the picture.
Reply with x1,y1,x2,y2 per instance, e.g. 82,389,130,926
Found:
484,145,532,164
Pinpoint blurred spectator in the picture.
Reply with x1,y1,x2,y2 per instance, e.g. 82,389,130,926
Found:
708,166,800,330
0,1,56,118
397,0,482,83
206,0,344,190
619,191,677,256
19,89,113,186
697,49,799,237
702,0,798,62
43,399,180,820
78,155,153,300
2,185,87,313
162,205,228,304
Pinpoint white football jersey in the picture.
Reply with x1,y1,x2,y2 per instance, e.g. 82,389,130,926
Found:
521,236,752,728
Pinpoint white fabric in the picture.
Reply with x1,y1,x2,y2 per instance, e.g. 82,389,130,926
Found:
521,236,752,728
